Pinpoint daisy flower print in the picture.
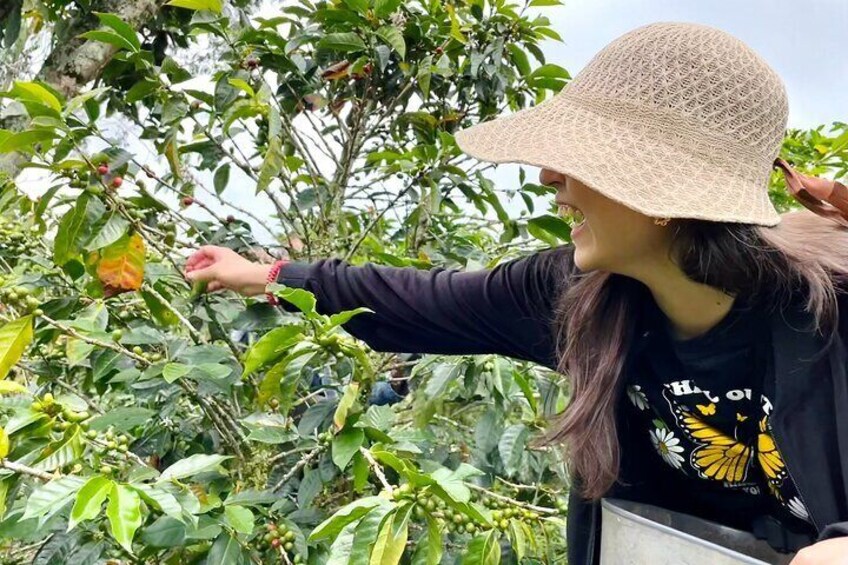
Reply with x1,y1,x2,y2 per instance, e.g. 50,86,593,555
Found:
650,426,685,469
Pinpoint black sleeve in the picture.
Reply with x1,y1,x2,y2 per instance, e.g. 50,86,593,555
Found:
274,245,578,369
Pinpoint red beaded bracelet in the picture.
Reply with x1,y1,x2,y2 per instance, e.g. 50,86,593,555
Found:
265,260,287,305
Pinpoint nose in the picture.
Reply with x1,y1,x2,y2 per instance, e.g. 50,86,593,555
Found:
539,168,565,187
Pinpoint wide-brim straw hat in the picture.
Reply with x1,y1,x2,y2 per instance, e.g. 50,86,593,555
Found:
454,22,790,226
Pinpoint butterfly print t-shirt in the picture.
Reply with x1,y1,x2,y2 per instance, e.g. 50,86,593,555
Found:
626,292,817,537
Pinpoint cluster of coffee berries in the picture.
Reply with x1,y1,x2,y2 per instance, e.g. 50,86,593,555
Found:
0,220,39,258
483,496,541,530
115,302,148,322
32,393,91,430
255,522,304,562
0,285,42,315
95,163,124,191
122,202,149,222
65,168,91,189
315,333,353,360
316,431,333,446
131,345,164,363
92,429,133,476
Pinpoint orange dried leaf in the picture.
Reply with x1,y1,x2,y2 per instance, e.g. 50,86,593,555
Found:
96,233,145,297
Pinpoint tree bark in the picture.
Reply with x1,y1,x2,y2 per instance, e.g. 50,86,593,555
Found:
0,0,165,178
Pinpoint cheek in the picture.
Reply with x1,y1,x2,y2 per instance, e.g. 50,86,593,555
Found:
574,214,658,270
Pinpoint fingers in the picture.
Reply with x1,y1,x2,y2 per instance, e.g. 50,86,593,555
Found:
207,281,224,293
185,246,226,271
185,264,218,283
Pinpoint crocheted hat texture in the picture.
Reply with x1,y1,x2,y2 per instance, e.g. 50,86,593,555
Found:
454,22,789,225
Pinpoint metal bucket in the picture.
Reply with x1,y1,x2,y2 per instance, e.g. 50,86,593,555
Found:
600,498,795,564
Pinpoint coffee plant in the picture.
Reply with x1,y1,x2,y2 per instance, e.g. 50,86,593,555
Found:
0,0,845,563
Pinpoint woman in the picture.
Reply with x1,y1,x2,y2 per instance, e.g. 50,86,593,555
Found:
185,23,848,564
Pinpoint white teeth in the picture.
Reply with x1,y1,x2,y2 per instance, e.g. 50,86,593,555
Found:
558,204,585,225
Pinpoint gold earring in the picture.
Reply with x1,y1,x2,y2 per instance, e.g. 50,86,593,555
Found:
653,217,671,226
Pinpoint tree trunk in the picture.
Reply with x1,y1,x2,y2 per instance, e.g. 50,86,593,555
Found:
0,0,165,178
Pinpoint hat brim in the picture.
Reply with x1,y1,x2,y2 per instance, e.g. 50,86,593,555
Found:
454,91,781,226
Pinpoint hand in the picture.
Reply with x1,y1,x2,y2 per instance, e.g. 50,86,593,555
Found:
789,537,848,564
184,245,273,297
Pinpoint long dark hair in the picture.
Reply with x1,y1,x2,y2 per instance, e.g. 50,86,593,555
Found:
530,209,848,500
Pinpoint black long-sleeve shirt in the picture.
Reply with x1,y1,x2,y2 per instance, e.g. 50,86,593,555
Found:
275,245,576,369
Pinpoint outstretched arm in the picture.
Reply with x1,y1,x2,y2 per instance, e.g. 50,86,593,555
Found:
185,245,578,369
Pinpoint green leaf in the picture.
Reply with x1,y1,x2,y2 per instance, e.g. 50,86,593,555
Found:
158,454,232,482
0,428,8,459
376,26,406,60
463,530,501,564
258,347,317,408
78,30,137,52
0,129,58,154
106,484,142,554
207,532,244,564
223,504,254,534
227,78,255,98
527,214,571,244
22,476,86,523
213,164,230,195
309,496,390,542
327,519,358,565
54,193,105,265
411,513,443,565
162,363,192,383
69,476,113,530
373,0,403,18
527,64,571,86
242,324,305,377
0,380,27,395
354,404,396,433
318,32,367,53
7,81,62,112
332,427,365,471
369,507,408,565
34,426,84,471
342,0,369,13
529,0,563,5
267,286,318,317
326,307,373,332
349,504,395,565
130,483,183,522
85,213,129,251
88,407,154,432
256,135,284,193
498,424,528,475
0,316,32,381
141,515,186,547
165,0,223,12
94,12,141,52
334,381,360,430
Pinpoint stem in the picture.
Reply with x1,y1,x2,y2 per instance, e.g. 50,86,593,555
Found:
466,483,558,515
1,460,56,481
359,446,394,495
272,446,324,491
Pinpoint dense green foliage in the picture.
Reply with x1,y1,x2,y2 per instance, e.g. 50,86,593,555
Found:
0,0,845,563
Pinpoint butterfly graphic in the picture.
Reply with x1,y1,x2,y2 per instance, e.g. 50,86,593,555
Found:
675,408,752,482
696,403,716,416
673,407,787,486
